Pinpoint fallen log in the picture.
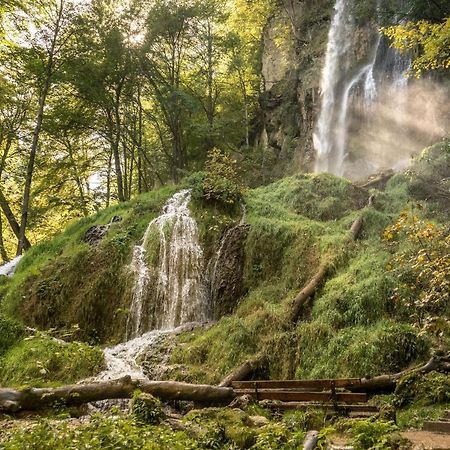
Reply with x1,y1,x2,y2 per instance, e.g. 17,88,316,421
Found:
0,376,235,413
219,354,266,387
350,353,450,393
290,209,366,323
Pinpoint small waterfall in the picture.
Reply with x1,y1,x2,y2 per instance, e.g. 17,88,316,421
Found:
127,189,208,338
0,255,23,277
93,190,209,381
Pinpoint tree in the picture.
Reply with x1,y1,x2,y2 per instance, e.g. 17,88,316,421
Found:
13,0,76,254
384,208,450,337
382,17,450,76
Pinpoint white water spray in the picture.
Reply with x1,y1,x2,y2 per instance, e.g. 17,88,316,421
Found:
0,255,23,277
314,0,411,177
127,189,208,338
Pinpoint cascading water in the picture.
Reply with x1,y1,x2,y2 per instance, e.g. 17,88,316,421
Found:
0,255,23,277
314,0,411,177
313,0,353,175
127,189,208,338
96,190,209,381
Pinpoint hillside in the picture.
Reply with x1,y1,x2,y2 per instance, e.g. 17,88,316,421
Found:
0,141,449,447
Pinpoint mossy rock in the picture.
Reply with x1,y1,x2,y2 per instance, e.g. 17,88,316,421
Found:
131,392,165,425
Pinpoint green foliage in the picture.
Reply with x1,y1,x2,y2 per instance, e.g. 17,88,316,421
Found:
384,208,450,333
0,334,104,387
131,392,165,425
0,314,24,356
250,423,304,450
1,415,198,450
296,321,430,379
394,371,450,407
195,148,245,206
348,419,400,450
382,18,450,76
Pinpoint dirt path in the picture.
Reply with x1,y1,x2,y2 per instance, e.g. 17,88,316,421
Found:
401,431,450,449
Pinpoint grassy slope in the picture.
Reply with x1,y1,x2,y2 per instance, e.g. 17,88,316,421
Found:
0,141,448,389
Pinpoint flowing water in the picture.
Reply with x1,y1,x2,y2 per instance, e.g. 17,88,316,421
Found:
0,255,23,277
127,189,208,338
314,0,410,177
97,190,209,381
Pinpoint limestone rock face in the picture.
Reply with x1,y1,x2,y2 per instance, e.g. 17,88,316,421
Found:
257,0,332,177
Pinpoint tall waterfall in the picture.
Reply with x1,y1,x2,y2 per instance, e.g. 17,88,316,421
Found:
313,0,353,175
127,189,208,338
314,0,411,177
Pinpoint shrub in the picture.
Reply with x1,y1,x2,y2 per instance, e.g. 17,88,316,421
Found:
200,148,245,205
131,392,164,425
0,315,24,357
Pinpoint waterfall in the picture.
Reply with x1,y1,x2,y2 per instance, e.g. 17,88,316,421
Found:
127,189,209,338
92,190,209,382
314,0,411,177
313,0,354,175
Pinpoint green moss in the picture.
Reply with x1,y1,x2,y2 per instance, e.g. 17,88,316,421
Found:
0,335,104,387
1,186,177,343
296,321,430,379
1,415,198,450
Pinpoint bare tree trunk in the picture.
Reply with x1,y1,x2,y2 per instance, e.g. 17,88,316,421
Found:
290,210,365,323
106,150,113,208
0,377,235,413
17,0,65,255
0,211,9,262
0,188,31,250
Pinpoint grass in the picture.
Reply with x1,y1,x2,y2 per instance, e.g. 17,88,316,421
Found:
0,334,104,387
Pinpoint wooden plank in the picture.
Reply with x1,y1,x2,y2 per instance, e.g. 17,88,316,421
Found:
231,379,361,390
265,402,379,412
423,421,450,434
233,390,368,403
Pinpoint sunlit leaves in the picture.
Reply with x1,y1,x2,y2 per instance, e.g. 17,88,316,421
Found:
384,207,450,338
382,18,450,76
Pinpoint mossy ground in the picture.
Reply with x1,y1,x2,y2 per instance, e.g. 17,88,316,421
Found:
0,142,448,444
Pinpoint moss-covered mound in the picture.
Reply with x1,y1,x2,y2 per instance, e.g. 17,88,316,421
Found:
0,140,448,387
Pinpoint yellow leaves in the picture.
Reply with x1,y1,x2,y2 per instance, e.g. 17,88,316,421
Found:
381,17,450,77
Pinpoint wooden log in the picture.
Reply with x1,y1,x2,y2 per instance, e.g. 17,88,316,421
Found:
0,376,235,413
219,354,266,387
290,210,366,323
264,402,379,413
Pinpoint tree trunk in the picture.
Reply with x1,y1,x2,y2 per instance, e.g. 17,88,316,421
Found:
219,354,267,387
0,188,31,250
0,377,235,413
17,0,65,255
0,211,9,262
290,211,365,323
349,353,450,393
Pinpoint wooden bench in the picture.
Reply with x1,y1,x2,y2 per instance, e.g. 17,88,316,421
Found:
231,379,378,416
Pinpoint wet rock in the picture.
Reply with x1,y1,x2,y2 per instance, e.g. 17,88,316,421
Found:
82,216,122,245
209,224,250,318
247,415,270,428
